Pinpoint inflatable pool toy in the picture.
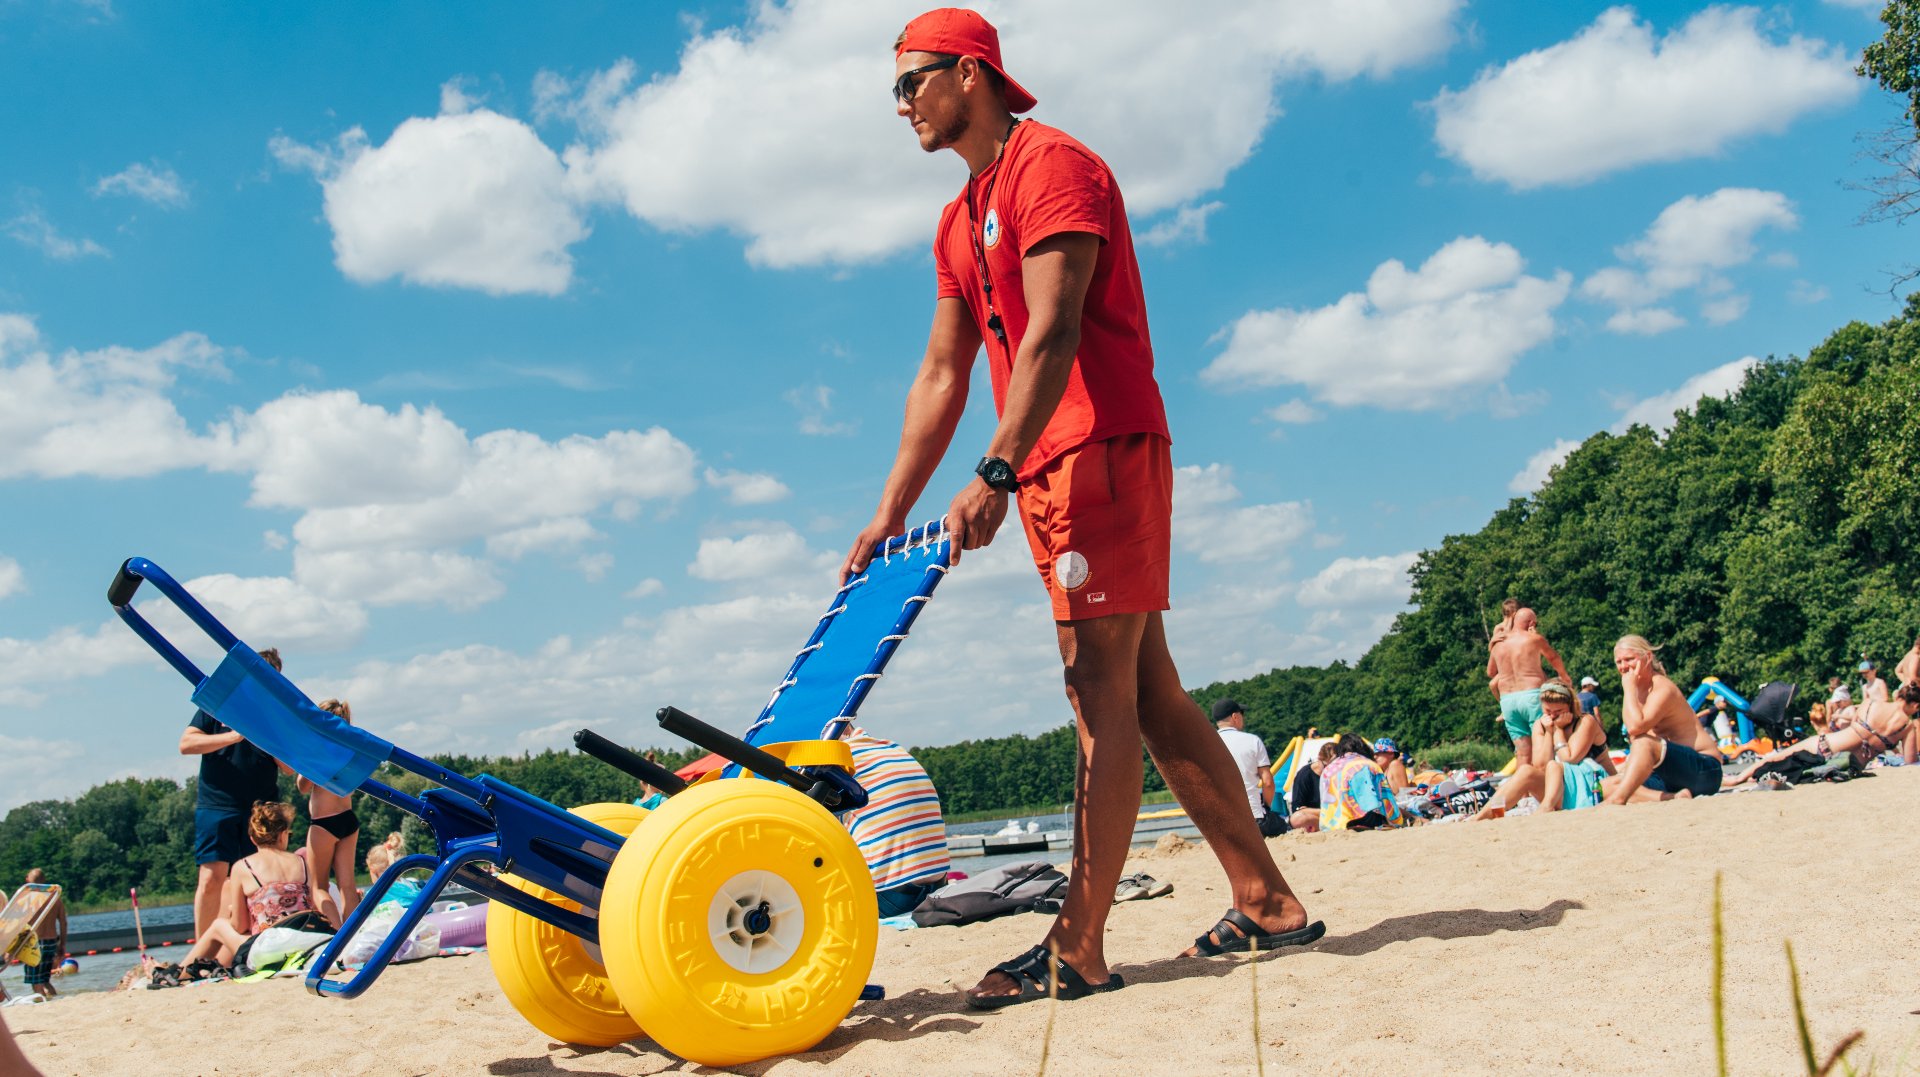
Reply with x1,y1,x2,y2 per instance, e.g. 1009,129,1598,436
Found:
107,520,950,1067
0,884,60,972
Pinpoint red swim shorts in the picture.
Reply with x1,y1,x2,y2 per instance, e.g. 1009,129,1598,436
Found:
1014,432,1172,622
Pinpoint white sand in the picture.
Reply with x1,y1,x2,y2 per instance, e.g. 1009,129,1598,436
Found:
10,767,1920,1075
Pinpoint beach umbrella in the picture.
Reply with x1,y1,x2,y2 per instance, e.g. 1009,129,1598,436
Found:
674,752,726,781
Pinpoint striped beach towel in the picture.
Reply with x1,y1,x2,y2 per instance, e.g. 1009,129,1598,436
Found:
842,728,950,891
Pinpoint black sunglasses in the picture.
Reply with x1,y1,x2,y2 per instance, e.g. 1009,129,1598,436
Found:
893,56,959,105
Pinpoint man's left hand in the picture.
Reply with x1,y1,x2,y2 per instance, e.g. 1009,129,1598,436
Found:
945,478,1008,565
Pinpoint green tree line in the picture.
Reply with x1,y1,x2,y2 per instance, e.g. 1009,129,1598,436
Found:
8,297,1916,908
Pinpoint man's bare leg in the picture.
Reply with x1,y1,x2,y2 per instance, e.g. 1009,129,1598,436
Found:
967,613,1146,1002
193,862,228,936
1511,734,1533,769
1602,735,1663,805
1130,613,1307,953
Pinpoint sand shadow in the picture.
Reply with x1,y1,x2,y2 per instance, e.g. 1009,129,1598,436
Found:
1312,899,1585,957
1111,900,1585,988
487,988,983,1075
486,1043,650,1075
733,987,984,1071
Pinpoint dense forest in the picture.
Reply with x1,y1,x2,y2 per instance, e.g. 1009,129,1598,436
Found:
6,298,1916,908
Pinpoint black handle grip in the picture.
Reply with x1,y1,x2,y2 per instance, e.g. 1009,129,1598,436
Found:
107,559,144,608
655,706,817,796
573,729,688,795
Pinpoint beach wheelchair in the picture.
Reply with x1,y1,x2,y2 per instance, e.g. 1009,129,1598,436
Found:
107,521,953,1067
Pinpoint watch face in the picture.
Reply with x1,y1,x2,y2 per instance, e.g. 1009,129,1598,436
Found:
978,457,1016,490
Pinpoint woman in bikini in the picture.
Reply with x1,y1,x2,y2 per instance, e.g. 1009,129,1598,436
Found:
177,801,328,970
303,699,363,928
1533,681,1610,811
1723,681,1920,787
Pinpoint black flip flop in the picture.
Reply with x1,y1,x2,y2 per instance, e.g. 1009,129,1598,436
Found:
1188,909,1326,957
966,944,1125,1010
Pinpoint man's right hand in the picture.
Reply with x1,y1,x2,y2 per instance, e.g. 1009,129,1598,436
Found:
839,514,905,586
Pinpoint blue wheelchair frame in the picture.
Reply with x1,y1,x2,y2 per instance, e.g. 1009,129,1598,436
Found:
107,519,952,1003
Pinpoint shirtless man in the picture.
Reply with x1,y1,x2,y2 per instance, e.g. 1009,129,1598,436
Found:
1602,635,1723,804
1486,607,1578,767
1897,638,1920,761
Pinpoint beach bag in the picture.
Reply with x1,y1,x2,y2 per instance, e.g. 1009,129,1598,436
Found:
236,926,336,976
338,902,442,967
911,861,1068,928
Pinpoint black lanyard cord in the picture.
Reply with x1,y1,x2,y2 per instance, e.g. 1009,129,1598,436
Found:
966,119,1021,347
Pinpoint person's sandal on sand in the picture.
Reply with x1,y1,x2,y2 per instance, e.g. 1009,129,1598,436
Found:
965,944,1124,1010
1184,909,1326,957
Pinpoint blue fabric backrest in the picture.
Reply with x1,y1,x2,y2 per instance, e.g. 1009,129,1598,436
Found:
190,644,395,796
742,527,951,749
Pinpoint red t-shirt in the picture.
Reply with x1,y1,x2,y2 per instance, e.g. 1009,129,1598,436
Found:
934,121,1170,480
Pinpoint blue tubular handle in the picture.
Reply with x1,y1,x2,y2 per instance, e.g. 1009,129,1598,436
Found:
306,848,493,999
108,557,241,686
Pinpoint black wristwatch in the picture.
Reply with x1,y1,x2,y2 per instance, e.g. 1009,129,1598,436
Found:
975,456,1019,492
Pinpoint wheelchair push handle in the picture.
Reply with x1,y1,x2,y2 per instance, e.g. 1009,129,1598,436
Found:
106,557,243,687
575,729,687,795
656,706,846,807
107,559,145,608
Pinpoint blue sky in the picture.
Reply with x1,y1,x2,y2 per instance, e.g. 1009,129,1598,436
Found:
0,0,1909,808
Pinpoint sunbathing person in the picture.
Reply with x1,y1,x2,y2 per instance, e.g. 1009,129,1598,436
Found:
1602,636,1723,804
1723,682,1920,787
1486,607,1580,770
302,699,362,929
1896,638,1920,762
1533,682,1609,812
1319,733,1412,831
178,802,331,972
1372,739,1410,791
1286,743,1335,832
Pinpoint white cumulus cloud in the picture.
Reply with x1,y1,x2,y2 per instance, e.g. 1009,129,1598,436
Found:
1171,463,1314,564
278,0,1458,285
1581,188,1797,333
687,525,824,582
1509,355,1758,491
559,0,1460,268
705,468,791,505
1431,6,1857,188
1508,438,1583,494
1204,236,1570,409
272,104,589,296
1616,355,1758,431
0,315,237,479
0,557,22,601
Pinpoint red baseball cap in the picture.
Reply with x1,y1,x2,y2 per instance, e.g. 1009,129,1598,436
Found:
896,8,1036,113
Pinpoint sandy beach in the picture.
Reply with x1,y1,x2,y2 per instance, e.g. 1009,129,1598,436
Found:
9,768,1919,1076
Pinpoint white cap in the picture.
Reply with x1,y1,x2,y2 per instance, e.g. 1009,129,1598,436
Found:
1579,676,1598,688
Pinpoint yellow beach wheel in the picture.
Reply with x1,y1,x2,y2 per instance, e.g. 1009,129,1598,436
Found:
599,779,878,1068
487,801,650,1047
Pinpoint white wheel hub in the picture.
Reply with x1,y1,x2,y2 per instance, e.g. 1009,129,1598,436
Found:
707,870,804,974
